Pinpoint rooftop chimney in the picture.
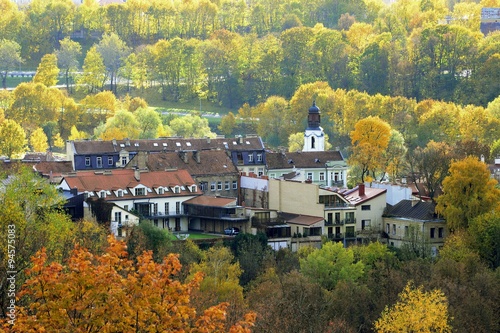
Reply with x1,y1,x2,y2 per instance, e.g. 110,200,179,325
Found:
179,151,188,164
134,168,140,181
358,183,365,196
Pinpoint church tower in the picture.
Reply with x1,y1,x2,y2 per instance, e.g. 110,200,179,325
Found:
303,101,325,152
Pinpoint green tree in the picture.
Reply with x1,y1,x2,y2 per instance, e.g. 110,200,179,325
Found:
0,119,26,158
374,282,452,333
469,211,500,269
135,107,161,139
436,156,500,231
100,110,140,140
96,32,130,94
56,37,82,92
0,39,23,89
300,241,365,291
29,127,49,152
169,114,215,138
33,53,60,87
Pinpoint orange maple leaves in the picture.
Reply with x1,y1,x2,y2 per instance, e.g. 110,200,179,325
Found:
3,236,256,333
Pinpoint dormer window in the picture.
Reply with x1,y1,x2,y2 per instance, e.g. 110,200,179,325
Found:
158,188,164,195
99,190,106,198
117,190,123,197
190,185,197,192
135,188,145,196
172,186,180,194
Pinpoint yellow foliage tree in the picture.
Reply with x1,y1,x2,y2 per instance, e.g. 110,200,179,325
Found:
68,125,88,140
349,116,391,182
29,127,49,152
52,132,65,148
374,282,452,333
33,53,59,87
0,119,26,158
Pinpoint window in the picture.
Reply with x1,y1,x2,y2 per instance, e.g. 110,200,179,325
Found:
392,224,396,235
199,182,207,191
345,212,355,223
438,227,444,238
117,190,123,197
96,157,102,168
173,186,180,194
404,226,409,237
108,156,113,165
211,182,216,191
361,219,370,230
191,185,197,192
270,173,276,178
85,157,91,166
135,188,145,196
154,219,158,227
158,188,164,195
121,156,127,166
217,181,222,190
124,205,128,211
361,205,371,211
153,203,158,215
115,212,122,225
257,153,262,162
232,181,238,189
175,202,181,214
99,190,106,198
386,223,390,234
307,172,313,180
258,168,264,176
430,227,435,238
248,154,254,162
319,172,325,181
225,181,230,190
164,202,169,215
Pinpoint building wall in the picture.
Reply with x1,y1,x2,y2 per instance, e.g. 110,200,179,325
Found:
268,179,324,217
355,194,387,232
383,217,447,250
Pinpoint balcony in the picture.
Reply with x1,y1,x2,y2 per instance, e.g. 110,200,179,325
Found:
324,219,343,226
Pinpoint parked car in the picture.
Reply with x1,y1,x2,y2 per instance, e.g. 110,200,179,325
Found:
224,227,240,236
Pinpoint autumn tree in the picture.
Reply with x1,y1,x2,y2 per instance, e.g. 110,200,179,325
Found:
33,53,59,87
374,282,452,333
349,116,391,182
468,211,500,269
0,119,26,158
5,236,256,332
0,39,23,89
436,156,500,231
99,109,140,140
68,125,88,140
29,127,49,152
218,111,236,137
77,45,106,93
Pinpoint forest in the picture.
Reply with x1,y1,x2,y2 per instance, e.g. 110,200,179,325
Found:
1,0,500,331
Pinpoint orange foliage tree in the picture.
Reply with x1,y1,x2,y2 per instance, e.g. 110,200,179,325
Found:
2,236,255,333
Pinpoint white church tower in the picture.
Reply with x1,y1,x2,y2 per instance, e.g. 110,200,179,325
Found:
303,101,325,152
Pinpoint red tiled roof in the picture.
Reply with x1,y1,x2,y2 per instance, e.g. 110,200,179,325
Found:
62,169,200,199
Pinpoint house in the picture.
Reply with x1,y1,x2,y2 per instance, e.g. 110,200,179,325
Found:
65,135,266,175
57,168,202,236
183,196,249,234
268,179,387,246
383,199,447,254
266,150,348,187
127,150,240,198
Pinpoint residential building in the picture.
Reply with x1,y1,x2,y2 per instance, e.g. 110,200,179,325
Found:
65,135,266,175
183,196,249,234
58,168,202,236
268,179,387,246
127,150,240,198
383,199,447,255
266,150,348,187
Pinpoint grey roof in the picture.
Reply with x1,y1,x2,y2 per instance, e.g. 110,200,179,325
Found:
71,136,265,154
266,151,344,170
383,200,443,222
